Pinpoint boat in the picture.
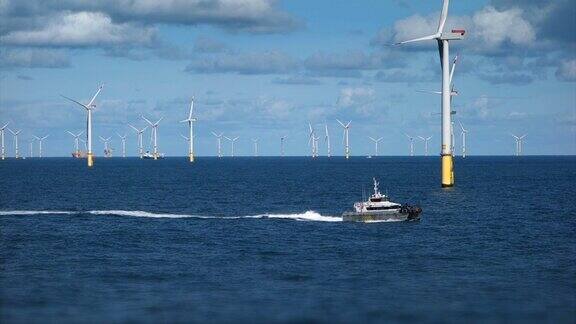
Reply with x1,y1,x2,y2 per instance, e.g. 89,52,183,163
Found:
342,178,422,222
142,151,165,159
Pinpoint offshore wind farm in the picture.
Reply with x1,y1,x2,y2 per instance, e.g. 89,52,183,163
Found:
1,0,574,323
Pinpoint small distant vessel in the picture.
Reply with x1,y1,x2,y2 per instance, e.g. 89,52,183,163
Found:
366,155,372,159
342,178,422,222
142,151,165,159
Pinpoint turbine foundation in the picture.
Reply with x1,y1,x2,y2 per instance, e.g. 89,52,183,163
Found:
441,154,454,187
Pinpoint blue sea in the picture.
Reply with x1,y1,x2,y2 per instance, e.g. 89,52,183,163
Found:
1,156,575,323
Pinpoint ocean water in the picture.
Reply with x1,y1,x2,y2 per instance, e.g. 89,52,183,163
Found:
1,156,575,323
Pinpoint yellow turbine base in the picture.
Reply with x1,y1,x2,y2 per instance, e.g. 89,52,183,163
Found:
189,153,194,162
87,153,94,167
441,154,454,187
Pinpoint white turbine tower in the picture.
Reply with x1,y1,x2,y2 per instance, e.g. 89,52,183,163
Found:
212,132,223,158
252,138,259,157
308,123,317,158
117,133,127,158
224,136,239,157
336,119,351,159
280,135,287,157
404,133,414,157
418,136,433,156
519,134,527,155
128,124,147,158
397,0,465,187
1,122,9,160
325,124,331,157
180,97,197,162
99,136,112,157
512,133,527,156
368,136,383,156
62,85,103,167
29,138,35,158
33,135,49,158
459,122,468,158
8,128,22,159
67,130,84,157
141,116,163,160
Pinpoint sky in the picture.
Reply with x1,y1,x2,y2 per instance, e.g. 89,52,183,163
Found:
0,0,575,157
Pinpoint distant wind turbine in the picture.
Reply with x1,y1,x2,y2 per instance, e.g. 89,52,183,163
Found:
211,132,223,158
180,97,197,162
224,136,239,157
280,135,287,157
308,123,318,158
8,128,22,159
33,135,49,158
141,115,163,160
61,84,103,167
67,130,84,157
459,122,468,158
368,136,383,156
418,135,433,156
117,133,127,158
336,119,351,159
325,124,331,157
99,136,112,158
404,133,414,157
128,124,147,158
252,138,259,157
1,122,9,160
28,138,35,158
396,0,465,187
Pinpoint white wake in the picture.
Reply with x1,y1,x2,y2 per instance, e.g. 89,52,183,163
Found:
0,210,342,222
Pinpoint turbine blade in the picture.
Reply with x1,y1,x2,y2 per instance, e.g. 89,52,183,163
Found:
437,0,450,34
128,124,138,132
188,98,194,120
87,85,103,107
336,119,345,128
66,131,75,137
61,95,89,110
141,115,154,126
449,54,459,85
395,33,438,45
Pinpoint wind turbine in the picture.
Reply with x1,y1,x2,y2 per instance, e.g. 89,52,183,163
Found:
180,97,197,162
141,116,163,160
336,119,351,159
396,0,465,187
61,85,103,167
252,138,259,157
1,122,10,160
99,136,112,157
308,123,317,158
67,130,84,157
404,133,414,157
519,134,527,155
368,136,383,156
459,122,468,158
33,135,49,158
224,136,239,157
8,128,21,159
117,133,127,158
211,132,223,157
28,138,35,158
128,124,147,158
280,135,287,157
418,136,433,156
512,133,527,156
325,124,331,157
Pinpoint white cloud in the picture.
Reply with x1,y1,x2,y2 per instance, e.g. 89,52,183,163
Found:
473,6,535,48
0,48,70,68
555,59,576,82
1,11,156,47
337,87,376,115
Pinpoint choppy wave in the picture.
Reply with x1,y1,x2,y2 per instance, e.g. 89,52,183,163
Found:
0,210,342,222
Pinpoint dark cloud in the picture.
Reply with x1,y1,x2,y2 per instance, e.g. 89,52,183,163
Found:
0,0,301,36
16,75,33,80
0,48,71,69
